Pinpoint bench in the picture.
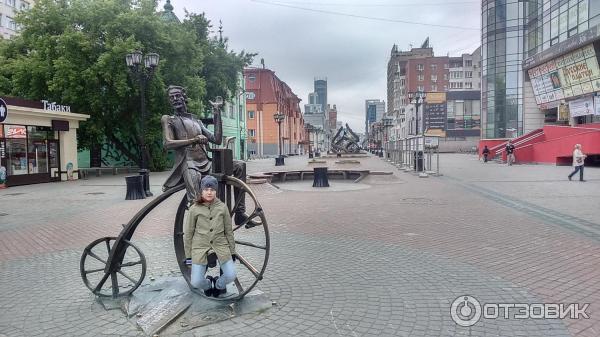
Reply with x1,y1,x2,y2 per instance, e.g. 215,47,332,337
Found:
80,167,140,179
248,173,273,183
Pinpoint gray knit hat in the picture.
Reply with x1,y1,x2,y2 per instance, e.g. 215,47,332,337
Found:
200,175,218,190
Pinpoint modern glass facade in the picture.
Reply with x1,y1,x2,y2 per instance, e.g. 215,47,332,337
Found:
527,0,595,57
483,0,600,138
482,0,527,138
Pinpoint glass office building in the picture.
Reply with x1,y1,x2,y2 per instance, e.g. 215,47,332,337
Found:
482,0,527,138
482,0,600,139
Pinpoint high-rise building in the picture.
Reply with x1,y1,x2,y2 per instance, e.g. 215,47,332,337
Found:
365,99,385,135
482,0,600,139
314,78,328,114
387,41,434,116
0,0,34,39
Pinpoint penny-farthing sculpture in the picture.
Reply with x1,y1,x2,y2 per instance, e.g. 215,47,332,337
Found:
80,148,270,300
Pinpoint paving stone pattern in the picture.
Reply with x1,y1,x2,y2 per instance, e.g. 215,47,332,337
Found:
0,154,599,336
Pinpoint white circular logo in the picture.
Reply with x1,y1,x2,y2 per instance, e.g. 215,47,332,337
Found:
451,295,482,327
0,98,7,123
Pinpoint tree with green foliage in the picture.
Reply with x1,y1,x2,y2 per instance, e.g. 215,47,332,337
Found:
0,0,254,170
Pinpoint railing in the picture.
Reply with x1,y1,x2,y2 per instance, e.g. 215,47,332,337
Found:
490,128,544,157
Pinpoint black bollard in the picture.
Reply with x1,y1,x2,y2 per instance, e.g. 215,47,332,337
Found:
125,175,146,200
312,167,330,187
139,169,153,197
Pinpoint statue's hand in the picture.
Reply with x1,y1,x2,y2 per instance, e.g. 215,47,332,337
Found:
194,135,208,144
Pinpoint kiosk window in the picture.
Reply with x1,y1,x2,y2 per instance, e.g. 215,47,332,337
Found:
27,126,49,174
5,125,27,175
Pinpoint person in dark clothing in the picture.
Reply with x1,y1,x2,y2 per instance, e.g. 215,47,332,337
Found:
482,146,490,163
505,141,515,166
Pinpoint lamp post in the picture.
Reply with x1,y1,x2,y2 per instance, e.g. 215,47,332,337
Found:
305,124,314,158
126,50,159,197
273,112,285,166
408,91,426,174
407,91,426,135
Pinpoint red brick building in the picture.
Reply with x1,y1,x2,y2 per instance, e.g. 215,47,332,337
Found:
405,56,450,93
243,68,305,157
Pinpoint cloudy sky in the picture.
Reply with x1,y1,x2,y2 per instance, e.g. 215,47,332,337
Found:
161,0,481,132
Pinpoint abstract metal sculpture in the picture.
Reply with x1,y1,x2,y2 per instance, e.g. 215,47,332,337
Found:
331,123,361,154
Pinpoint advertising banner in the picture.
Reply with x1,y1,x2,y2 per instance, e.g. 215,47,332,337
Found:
528,44,600,105
568,96,594,117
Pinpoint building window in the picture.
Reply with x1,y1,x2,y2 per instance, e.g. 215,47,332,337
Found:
20,1,30,9
444,74,448,80
444,85,448,91
451,71,463,79
431,74,437,81
464,60,472,67
248,129,256,137
417,85,425,92
444,64,449,69
417,74,424,81
416,64,424,71
7,16,16,30
5,0,15,7
465,71,473,78
431,85,437,91
248,110,255,119
228,104,234,119
450,82,464,89
430,64,437,72
248,74,256,83
465,82,473,89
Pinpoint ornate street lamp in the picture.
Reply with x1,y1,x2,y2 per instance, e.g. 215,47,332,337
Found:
126,50,159,197
407,91,426,135
273,112,285,166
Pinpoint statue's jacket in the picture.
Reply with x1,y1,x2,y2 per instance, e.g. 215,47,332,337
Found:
184,198,236,265
161,112,222,192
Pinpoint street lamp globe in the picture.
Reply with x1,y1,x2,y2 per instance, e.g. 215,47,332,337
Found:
131,50,143,66
125,53,134,67
144,53,160,69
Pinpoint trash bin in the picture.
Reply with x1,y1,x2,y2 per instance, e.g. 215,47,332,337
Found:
413,151,424,171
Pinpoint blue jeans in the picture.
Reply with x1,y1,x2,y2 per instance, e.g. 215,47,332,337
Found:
190,259,236,290
569,165,584,181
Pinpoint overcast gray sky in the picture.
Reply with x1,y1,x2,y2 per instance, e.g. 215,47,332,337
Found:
162,0,481,132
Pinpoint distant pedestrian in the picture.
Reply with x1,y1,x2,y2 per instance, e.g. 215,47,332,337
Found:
568,144,587,182
505,141,515,166
482,145,490,163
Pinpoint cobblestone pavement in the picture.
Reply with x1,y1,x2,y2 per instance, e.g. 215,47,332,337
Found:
0,154,599,336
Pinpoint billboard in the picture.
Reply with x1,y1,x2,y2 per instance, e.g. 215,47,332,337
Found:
424,92,446,131
528,44,600,105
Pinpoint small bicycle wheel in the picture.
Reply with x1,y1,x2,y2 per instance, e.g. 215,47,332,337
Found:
80,237,147,297
173,175,270,301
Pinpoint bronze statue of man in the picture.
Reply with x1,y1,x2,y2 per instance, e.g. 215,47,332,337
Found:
161,85,255,226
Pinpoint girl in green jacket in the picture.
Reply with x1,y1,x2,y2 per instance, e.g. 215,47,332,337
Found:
184,175,237,297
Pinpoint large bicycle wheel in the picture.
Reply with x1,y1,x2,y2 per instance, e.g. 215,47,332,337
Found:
173,175,270,301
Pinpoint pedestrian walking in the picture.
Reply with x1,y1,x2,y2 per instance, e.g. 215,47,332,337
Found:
568,144,587,182
482,145,490,163
184,175,237,297
505,141,515,166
